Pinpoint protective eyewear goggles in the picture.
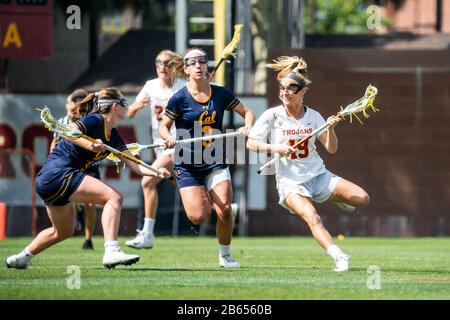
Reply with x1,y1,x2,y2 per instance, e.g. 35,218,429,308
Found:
184,55,208,67
97,98,129,109
155,59,171,67
279,83,302,94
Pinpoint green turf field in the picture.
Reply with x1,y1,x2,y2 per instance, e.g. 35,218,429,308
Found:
0,236,449,299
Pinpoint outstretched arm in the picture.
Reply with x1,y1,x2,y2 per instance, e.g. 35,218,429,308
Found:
233,103,254,134
120,150,170,178
127,97,150,118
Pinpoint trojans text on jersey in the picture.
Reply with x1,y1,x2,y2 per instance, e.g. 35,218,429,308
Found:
282,128,313,136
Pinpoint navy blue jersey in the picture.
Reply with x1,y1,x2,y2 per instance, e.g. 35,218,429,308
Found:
36,114,127,206
45,113,127,172
165,85,240,172
54,115,99,171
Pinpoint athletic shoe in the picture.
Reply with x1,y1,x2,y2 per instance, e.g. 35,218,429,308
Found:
103,248,139,269
125,230,154,249
219,255,240,268
82,239,94,250
334,254,350,272
231,203,239,221
333,201,356,213
6,254,32,269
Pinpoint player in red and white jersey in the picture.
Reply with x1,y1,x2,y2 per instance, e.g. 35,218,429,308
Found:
126,50,186,249
247,56,370,272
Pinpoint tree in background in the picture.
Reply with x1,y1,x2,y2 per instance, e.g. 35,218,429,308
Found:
251,0,401,94
304,0,393,34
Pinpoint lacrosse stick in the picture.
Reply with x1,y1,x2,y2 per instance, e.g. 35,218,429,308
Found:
38,106,174,182
209,24,244,81
106,131,245,163
257,85,379,174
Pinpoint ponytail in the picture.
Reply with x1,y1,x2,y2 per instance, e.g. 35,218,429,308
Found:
72,88,123,119
266,56,308,81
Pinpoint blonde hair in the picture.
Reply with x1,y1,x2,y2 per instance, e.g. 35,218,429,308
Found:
72,87,123,119
266,56,310,85
156,50,186,81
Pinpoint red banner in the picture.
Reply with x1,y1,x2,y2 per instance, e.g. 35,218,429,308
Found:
0,0,53,59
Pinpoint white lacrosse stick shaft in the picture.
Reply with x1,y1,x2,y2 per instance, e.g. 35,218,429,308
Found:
256,121,330,174
149,131,244,149
257,85,378,174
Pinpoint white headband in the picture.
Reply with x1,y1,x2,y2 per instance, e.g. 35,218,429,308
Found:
184,49,206,60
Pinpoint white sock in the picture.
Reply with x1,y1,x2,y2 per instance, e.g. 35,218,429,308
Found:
19,247,34,259
219,244,231,257
104,240,120,254
327,245,344,260
142,218,155,234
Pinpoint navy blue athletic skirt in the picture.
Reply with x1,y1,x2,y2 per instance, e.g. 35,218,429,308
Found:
35,167,86,206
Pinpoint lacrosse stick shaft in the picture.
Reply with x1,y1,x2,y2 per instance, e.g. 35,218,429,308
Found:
292,122,330,149
208,58,225,81
148,131,244,149
257,122,330,174
81,135,174,181
209,24,243,82
38,107,174,181
257,85,378,174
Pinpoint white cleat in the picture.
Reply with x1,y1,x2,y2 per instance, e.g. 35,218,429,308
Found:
219,255,240,268
334,254,350,272
103,248,139,269
333,201,356,213
125,230,154,249
231,203,239,221
6,254,32,269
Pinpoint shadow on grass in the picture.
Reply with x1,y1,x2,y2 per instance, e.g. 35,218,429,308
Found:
93,267,227,272
90,265,366,272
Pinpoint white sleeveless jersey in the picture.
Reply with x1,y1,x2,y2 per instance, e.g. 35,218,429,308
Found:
249,105,327,188
135,78,186,142
54,115,72,140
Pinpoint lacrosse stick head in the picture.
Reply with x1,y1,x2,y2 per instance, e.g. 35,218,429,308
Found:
338,85,379,124
221,24,244,60
38,106,82,139
106,143,141,163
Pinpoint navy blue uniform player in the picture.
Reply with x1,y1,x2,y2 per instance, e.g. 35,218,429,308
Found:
6,88,171,270
49,88,100,250
165,85,239,186
160,48,254,268
39,113,126,206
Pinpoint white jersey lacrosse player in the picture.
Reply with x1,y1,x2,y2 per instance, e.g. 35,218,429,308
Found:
249,104,342,211
135,77,186,157
248,57,370,273
125,76,185,250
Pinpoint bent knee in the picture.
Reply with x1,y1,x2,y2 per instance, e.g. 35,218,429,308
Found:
188,212,210,225
107,191,123,207
53,227,74,240
215,204,232,218
141,176,159,189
